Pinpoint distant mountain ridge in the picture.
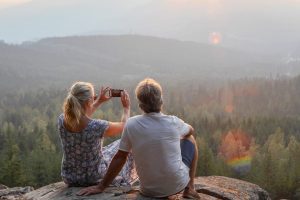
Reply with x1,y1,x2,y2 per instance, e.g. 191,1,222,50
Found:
0,35,297,92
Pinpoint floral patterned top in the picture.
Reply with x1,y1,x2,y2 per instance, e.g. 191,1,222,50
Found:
58,114,138,187
58,114,109,186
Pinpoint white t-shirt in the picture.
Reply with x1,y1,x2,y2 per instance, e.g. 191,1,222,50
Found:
119,112,190,197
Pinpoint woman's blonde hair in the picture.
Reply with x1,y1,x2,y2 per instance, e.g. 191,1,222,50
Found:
135,78,163,113
63,82,94,129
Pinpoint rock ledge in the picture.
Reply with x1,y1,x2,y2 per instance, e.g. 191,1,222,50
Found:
3,176,271,200
0,185,33,200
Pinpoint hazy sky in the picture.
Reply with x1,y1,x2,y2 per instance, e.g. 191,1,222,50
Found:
1,0,300,54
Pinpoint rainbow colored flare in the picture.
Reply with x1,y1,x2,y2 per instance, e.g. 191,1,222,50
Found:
227,155,252,169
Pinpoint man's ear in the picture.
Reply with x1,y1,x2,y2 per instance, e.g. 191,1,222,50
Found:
138,103,143,110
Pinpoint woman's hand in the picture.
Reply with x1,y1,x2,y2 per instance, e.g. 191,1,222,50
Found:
76,184,104,196
90,87,111,115
94,87,111,106
120,90,130,110
103,90,130,137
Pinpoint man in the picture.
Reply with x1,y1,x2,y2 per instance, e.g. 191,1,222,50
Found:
77,78,200,199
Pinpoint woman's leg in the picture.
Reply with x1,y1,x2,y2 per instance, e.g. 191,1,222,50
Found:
118,151,138,185
101,139,138,186
102,139,121,162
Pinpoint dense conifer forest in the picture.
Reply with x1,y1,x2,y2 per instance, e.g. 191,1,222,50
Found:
0,76,300,199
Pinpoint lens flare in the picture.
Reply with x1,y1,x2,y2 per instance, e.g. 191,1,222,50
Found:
209,32,222,45
227,155,252,171
219,130,255,174
225,104,234,113
220,88,234,113
220,85,259,114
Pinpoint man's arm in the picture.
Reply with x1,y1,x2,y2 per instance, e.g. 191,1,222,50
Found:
77,150,129,196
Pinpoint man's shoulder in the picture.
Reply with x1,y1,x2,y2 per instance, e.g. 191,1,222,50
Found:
161,114,182,124
126,115,143,125
126,114,182,126
129,114,143,120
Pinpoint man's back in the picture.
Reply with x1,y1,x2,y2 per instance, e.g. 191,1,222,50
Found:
119,112,190,197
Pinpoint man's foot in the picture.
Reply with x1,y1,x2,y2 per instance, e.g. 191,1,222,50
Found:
182,187,200,199
167,194,181,200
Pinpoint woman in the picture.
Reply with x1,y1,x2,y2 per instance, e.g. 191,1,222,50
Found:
58,81,137,187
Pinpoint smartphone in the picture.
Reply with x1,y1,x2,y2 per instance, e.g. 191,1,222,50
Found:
109,89,123,97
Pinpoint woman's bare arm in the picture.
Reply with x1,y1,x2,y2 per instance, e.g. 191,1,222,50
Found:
104,91,130,137
91,87,111,114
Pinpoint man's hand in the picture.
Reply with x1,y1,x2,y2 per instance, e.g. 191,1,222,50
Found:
76,184,104,196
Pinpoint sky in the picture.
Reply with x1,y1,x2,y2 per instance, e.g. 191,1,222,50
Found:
0,0,300,55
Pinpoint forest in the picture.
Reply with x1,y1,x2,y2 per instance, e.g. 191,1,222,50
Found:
0,76,300,199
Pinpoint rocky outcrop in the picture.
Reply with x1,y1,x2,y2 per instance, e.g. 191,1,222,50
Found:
0,185,33,200
194,176,270,200
21,176,270,200
0,185,8,190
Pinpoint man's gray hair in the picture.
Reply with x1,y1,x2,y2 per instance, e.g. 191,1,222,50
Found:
135,78,163,113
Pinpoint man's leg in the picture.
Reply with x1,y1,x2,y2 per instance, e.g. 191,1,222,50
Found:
181,135,200,199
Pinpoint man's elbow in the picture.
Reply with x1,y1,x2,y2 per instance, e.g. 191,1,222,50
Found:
189,126,195,135
183,125,194,138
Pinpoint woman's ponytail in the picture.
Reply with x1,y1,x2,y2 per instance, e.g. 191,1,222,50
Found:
63,82,94,129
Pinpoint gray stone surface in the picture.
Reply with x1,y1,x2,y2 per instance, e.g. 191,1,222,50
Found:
0,186,34,200
21,176,271,200
0,185,9,190
194,176,270,200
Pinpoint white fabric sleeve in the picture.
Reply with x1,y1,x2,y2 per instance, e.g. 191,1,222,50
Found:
119,124,132,152
174,116,191,137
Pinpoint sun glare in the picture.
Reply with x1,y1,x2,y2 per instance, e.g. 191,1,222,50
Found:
0,0,31,9
209,32,222,45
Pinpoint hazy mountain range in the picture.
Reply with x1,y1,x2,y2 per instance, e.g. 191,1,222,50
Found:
1,0,300,55
1,35,299,93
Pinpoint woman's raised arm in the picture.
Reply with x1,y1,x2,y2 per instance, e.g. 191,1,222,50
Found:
91,87,111,114
104,90,130,137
